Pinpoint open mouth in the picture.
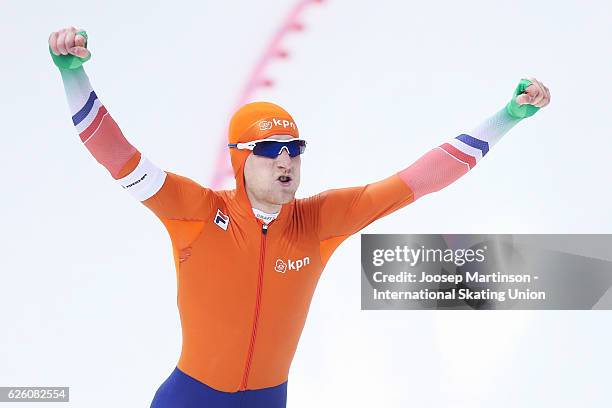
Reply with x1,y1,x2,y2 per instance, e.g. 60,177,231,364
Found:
277,175,292,185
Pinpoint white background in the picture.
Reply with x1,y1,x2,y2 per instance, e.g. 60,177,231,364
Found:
1,0,611,407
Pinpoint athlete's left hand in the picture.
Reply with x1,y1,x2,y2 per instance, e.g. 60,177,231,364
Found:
506,77,550,119
515,77,550,108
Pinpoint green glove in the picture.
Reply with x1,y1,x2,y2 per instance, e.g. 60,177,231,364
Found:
505,78,540,119
49,30,91,70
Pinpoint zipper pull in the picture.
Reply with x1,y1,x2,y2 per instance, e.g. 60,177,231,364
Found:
262,223,268,235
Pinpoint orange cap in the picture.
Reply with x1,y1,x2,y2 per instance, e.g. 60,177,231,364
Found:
228,101,299,178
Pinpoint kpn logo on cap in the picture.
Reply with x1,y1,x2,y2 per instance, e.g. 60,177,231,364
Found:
258,118,297,132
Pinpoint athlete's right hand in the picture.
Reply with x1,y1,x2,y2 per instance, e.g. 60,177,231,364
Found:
49,27,90,58
49,27,91,70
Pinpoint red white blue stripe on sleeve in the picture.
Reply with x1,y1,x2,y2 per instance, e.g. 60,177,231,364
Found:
437,108,520,169
61,68,110,144
60,67,140,180
439,133,489,169
72,91,110,144
72,90,105,138
398,108,521,200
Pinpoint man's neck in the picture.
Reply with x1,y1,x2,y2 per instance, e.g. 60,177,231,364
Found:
246,189,281,214
254,204,281,214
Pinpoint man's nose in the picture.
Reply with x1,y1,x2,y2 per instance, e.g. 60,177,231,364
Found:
275,149,292,168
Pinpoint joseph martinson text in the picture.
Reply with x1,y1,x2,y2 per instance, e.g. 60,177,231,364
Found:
372,271,546,302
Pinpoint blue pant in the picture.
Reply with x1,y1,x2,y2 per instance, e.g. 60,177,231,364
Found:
150,367,288,408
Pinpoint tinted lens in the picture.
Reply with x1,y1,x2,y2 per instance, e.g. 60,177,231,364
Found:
253,140,306,158
252,141,281,158
287,140,306,157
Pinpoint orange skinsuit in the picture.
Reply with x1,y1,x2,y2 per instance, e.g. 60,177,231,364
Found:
116,102,415,392
59,44,534,400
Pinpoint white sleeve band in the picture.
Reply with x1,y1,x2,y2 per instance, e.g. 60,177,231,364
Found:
116,155,167,201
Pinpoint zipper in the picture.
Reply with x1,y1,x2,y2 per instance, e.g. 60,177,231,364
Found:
240,222,268,390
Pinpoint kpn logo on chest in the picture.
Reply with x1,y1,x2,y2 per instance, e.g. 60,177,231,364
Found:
274,256,310,274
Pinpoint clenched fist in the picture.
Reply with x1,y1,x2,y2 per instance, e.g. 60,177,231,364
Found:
48,26,91,69
515,77,550,108
507,77,551,119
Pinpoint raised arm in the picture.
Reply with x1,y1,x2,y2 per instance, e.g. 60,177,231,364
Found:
50,27,216,221
398,78,550,200
315,78,551,245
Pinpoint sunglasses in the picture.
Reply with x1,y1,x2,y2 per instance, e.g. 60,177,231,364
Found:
228,137,307,158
